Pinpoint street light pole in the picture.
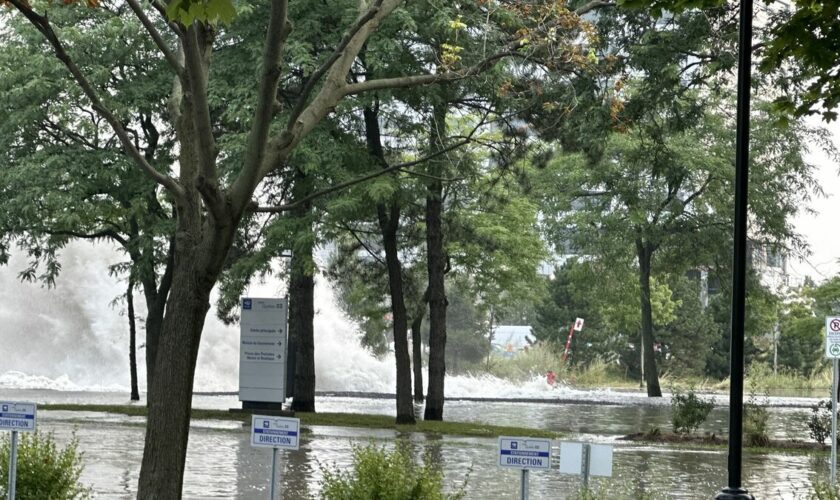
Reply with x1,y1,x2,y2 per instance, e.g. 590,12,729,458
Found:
715,0,755,496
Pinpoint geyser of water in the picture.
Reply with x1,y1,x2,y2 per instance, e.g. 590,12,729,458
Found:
0,241,584,400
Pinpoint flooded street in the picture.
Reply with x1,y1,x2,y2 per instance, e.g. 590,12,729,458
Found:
1,389,829,499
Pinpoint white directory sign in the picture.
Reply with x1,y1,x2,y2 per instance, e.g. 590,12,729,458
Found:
559,442,583,474
250,415,300,450
239,297,288,403
827,317,840,358
0,402,36,432
498,437,552,470
559,442,613,478
588,444,613,477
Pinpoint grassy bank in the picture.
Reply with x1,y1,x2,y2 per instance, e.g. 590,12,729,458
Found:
40,404,559,439
463,345,833,393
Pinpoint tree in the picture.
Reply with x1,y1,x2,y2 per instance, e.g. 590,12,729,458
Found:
3,0,603,493
0,8,176,399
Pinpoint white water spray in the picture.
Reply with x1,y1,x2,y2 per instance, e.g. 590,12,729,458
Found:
0,242,588,399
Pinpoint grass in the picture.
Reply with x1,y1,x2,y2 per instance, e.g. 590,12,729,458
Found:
39,404,559,439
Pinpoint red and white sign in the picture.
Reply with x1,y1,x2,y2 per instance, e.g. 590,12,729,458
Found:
573,318,585,332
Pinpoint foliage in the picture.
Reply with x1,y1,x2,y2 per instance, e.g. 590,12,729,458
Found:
808,400,835,445
812,479,840,499
778,301,824,375
0,431,90,500
318,443,467,500
670,387,714,434
481,344,560,382
743,383,771,447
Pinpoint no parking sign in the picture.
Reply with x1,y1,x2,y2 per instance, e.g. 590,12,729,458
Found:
827,317,840,358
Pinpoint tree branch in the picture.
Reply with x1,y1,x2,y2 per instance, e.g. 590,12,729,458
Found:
228,0,292,215
286,0,384,125
574,0,615,15
254,134,477,214
125,0,186,81
7,0,184,199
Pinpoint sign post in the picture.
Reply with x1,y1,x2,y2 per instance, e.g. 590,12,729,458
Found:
0,402,37,500
498,436,551,500
250,415,300,500
562,318,584,361
239,298,289,409
827,316,840,485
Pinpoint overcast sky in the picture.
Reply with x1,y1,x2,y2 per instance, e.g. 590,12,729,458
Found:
789,119,840,283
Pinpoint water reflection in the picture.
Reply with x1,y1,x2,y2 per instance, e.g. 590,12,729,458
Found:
1,389,832,498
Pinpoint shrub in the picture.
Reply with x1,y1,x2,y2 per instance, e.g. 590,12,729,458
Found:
671,388,714,434
744,389,770,447
812,479,840,499
808,400,834,445
319,443,467,500
0,431,91,500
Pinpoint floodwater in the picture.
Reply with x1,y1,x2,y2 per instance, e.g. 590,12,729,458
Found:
0,389,830,499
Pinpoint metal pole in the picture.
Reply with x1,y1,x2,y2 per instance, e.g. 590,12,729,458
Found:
832,359,838,486
715,0,754,496
269,447,278,500
520,469,529,500
8,431,17,500
582,443,591,490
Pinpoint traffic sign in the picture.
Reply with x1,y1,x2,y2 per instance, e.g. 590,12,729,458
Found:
827,316,840,359
573,318,585,332
251,415,300,450
498,437,552,470
0,402,36,432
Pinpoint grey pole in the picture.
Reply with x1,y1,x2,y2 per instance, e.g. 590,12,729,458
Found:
8,430,18,500
269,447,278,500
832,358,838,486
520,469,529,500
582,443,591,490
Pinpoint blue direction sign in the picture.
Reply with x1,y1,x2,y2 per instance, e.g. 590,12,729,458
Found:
498,436,552,470
250,415,300,450
0,402,36,432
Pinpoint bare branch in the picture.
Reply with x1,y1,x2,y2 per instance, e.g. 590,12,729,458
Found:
7,0,184,198
125,0,186,81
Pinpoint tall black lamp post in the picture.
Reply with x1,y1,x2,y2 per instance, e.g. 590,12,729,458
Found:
715,0,755,497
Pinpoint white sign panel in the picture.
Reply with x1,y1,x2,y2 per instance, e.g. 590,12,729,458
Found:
498,437,552,470
827,317,840,359
250,415,300,450
239,297,288,402
559,442,583,474
0,402,36,432
573,317,585,332
589,444,613,477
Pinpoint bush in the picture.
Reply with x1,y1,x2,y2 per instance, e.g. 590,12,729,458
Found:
812,479,840,499
319,443,467,500
808,400,834,445
671,388,714,434
0,431,90,500
744,390,770,447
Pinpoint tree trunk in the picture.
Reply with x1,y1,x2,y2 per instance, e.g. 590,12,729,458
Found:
377,202,416,424
139,236,174,403
424,104,449,421
127,280,140,402
137,245,217,498
289,248,316,412
289,169,316,413
363,105,415,423
636,238,662,397
411,312,424,403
